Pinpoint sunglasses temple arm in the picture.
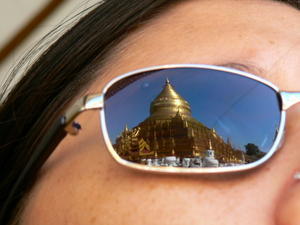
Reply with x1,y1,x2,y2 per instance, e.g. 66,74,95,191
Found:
280,92,300,110
61,94,104,135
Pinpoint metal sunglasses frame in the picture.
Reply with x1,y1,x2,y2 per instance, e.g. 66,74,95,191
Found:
62,64,300,174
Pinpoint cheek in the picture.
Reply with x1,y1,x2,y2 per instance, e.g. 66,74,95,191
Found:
275,183,300,225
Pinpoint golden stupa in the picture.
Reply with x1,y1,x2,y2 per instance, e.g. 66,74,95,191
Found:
114,80,245,165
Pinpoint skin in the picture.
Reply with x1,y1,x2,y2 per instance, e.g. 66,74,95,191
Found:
21,0,300,224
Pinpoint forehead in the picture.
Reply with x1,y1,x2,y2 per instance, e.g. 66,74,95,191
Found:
98,0,300,90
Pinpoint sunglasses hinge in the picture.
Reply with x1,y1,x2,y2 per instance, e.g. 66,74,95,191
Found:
62,94,103,135
280,91,300,110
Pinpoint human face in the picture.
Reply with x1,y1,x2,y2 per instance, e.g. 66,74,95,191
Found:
21,0,300,224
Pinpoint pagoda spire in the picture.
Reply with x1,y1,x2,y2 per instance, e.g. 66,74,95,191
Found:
124,124,129,132
150,80,192,119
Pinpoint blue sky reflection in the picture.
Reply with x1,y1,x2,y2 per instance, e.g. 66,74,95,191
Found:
104,68,281,152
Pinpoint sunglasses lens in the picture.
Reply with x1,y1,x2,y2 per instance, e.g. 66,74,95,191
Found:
103,67,281,168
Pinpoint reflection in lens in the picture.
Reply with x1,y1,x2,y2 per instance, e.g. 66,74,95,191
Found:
104,68,281,168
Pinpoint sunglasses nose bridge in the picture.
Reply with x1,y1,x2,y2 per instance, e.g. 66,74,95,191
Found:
280,92,300,110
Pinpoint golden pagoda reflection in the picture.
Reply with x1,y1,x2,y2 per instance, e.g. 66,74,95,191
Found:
114,79,248,167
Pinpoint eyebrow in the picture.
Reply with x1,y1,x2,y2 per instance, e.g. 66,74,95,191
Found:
217,62,266,77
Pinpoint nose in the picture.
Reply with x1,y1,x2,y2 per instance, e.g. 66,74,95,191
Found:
275,104,300,225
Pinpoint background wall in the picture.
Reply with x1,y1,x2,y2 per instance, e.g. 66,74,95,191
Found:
0,0,99,85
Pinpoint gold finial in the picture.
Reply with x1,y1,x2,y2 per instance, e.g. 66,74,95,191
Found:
172,148,175,156
212,128,217,138
209,139,212,150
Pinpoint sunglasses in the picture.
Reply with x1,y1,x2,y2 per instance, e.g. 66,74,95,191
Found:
63,64,300,174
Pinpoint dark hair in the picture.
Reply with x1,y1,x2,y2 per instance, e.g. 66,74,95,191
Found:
0,1,177,224
0,0,299,224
